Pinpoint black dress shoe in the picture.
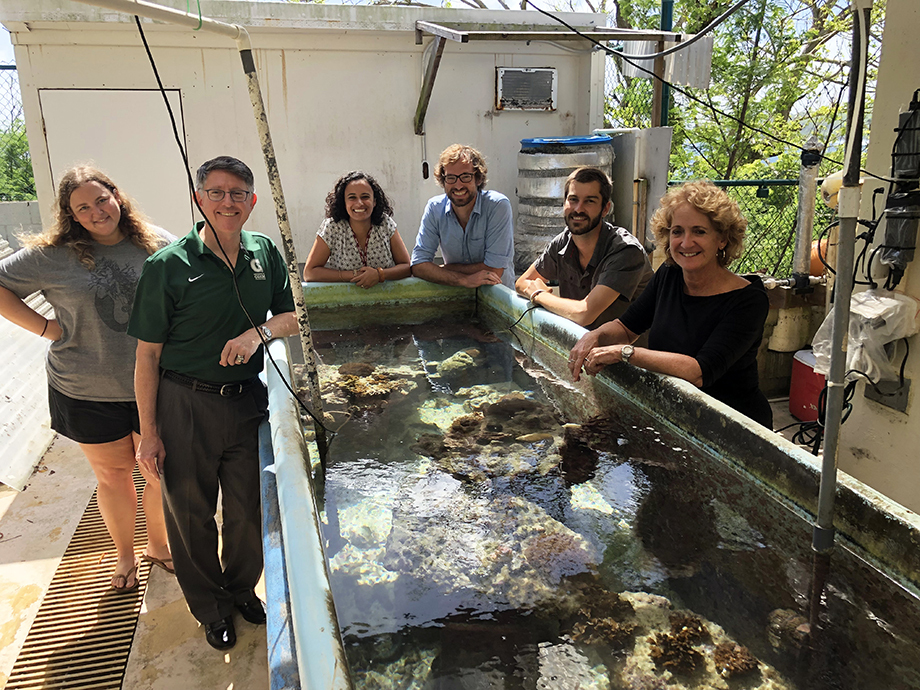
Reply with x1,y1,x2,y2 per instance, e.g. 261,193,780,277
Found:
205,616,236,650
235,597,266,625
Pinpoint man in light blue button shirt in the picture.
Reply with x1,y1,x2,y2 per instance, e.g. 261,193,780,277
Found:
411,144,515,289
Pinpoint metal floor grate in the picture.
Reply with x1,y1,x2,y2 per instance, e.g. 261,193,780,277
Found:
7,471,151,690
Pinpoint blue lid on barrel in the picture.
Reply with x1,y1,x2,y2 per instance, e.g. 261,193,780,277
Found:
520,135,612,151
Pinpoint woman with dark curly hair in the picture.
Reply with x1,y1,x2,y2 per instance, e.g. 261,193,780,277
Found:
303,171,411,288
568,181,771,427
0,165,175,591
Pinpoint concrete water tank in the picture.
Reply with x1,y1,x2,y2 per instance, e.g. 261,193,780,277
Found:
515,135,614,273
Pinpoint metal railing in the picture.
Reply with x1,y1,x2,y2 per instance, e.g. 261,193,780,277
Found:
669,179,834,278
0,64,35,202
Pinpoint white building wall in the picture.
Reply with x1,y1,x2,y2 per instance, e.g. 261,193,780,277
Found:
3,1,606,258
0,201,43,249
836,0,920,513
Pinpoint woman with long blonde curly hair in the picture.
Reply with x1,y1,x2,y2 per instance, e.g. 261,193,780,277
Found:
568,181,772,428
0,165,175,590
25,166,165,267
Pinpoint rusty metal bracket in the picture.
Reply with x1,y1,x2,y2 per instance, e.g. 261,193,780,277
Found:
414,34,446,136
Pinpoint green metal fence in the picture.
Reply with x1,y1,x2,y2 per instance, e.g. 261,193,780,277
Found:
1,64,36,202
670,179,835,279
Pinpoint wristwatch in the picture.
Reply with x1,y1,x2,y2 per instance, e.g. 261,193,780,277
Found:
621,344,635,364
259,324,273,341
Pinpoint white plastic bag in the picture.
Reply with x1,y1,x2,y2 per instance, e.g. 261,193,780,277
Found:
812,289,920,382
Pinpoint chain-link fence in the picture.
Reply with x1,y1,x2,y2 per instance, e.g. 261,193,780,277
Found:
1,65,36,202
669,180,835,279
604,53,654,130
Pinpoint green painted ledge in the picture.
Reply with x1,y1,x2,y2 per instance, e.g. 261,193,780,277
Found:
300,278,472,309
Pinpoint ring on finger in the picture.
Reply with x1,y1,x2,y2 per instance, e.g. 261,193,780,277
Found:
235,354,245,364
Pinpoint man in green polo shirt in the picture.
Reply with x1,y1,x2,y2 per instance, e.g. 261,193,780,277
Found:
129,156,296,651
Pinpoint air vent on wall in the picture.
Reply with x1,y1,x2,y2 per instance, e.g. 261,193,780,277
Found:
496,67,557,111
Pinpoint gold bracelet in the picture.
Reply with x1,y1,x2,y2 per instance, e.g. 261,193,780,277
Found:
377,267,386,283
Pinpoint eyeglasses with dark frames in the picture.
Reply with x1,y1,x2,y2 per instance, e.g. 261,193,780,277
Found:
442,172,475,184
202,189,252,202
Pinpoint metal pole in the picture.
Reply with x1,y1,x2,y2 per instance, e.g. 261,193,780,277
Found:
809,0,872,628
71,0,330,462
792,135,824,290
659,0,673,128
235,32,329,462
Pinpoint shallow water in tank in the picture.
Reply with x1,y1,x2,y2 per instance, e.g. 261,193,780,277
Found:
305,317,920,690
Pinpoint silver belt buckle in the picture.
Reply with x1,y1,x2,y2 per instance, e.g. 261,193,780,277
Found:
220,383,241,397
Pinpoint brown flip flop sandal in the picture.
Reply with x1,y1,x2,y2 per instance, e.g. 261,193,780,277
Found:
111,558,140,593
142,554,176,574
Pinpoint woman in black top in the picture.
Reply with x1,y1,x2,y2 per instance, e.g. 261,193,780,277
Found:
568,181,771,428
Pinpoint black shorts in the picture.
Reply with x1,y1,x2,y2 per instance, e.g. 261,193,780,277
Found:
48,385,141,445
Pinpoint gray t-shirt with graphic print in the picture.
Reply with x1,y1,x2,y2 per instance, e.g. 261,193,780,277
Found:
0,229,174,402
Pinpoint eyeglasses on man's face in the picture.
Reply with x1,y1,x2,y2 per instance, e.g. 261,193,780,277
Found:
202,189,252,202
442,172,475,184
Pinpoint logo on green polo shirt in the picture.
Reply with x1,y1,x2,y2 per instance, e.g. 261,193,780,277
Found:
250,257,266,281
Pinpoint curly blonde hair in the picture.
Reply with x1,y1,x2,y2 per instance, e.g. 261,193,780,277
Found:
22,165,163,270
434,144,488,191
650,181,747,268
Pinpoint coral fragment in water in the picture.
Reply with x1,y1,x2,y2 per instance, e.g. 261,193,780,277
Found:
648,630,703,675
571,616,636,649
668,611,708,644
523,530,596,584
713,642,759,678
436,350,476,377
411,394,564,479
767,608,810,650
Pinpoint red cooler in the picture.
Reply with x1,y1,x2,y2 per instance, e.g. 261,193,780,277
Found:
789,349,826,422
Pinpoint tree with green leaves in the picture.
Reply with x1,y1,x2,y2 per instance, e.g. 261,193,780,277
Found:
596,0,884,276
602,0,884,181
0,119,35,202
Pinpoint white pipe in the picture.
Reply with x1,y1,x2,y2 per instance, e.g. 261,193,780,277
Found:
792,135,823,279
72,0,242,40
266,341,352,690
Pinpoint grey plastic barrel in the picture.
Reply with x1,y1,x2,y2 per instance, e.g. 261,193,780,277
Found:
515,136,615,273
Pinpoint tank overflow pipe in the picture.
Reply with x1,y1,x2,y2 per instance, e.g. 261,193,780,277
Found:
71,0,330,465
809,0,873,631
792,135,825,293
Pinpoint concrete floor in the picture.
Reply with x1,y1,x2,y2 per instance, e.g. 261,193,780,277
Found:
0,436,269,690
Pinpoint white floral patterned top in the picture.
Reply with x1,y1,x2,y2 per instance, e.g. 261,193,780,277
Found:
317,216,398,271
